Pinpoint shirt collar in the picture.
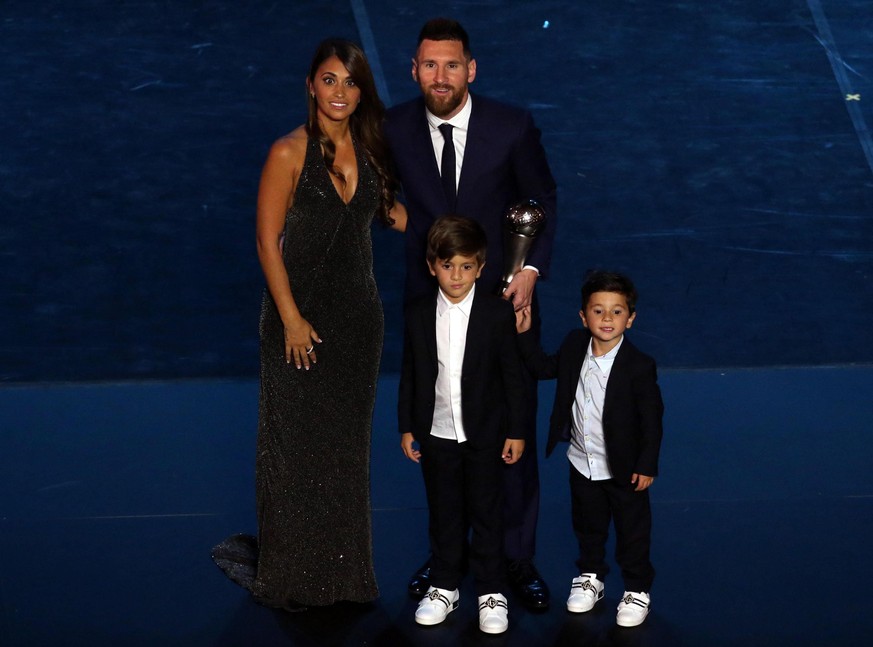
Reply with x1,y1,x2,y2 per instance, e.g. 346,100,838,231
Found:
426,93,473,133
587,335,623,372
436,283,476,318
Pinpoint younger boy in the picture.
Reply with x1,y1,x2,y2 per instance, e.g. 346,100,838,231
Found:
398,215,528,635
516,271,664,627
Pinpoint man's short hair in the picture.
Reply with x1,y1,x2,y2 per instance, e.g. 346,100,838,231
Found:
417,18,472,59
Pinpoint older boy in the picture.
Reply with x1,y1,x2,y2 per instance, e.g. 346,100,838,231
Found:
516,271,664,627
398,216,528,634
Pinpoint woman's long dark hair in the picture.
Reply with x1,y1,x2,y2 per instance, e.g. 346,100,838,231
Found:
306,39,397,226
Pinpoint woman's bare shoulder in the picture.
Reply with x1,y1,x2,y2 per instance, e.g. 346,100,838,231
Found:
267,126,309,164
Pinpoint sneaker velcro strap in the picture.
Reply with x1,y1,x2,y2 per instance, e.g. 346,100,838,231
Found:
426,590,453,608
622,594,648,608
479,597,508,611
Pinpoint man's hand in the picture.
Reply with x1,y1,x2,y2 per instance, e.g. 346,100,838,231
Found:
503,268,538,311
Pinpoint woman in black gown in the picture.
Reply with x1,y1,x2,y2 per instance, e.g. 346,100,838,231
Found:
214,39,405,610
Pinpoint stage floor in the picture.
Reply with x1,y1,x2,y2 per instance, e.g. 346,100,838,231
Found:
2,367,871,646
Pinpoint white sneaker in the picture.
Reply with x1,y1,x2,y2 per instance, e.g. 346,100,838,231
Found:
415,586,459,625
478,593,509,634
567,573,604,613
616,591,650,627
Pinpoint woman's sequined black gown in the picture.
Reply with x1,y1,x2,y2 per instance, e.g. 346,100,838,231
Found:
214,137,382,608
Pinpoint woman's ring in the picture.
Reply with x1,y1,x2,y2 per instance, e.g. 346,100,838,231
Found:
305,346,314,355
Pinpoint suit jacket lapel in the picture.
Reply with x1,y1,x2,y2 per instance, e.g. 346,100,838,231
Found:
422,296,439,370
413,105,441,178
409,101,451,213
603,339,631,412
456,94,482,209
461,291,485,376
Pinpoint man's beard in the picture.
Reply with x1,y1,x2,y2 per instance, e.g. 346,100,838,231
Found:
423,83,466,118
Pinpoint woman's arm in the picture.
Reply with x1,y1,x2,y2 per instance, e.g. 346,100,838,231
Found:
255,131,321,369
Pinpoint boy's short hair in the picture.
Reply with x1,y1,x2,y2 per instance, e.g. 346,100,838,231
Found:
581,271,638,313
417,18,472,59
426,215,487,266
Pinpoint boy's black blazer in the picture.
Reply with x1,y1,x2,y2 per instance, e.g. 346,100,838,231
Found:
518,328,663,482
398,289,528,449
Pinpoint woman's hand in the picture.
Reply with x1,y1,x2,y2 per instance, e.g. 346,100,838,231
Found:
389,201,408,232
283,317,322,369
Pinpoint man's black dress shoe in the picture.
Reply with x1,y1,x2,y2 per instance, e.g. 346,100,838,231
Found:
407,559,432,597
508,559,550,610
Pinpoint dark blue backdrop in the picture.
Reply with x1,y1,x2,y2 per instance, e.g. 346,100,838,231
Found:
1,0,871,382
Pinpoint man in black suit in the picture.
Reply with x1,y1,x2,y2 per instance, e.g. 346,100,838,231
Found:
385,16,557,610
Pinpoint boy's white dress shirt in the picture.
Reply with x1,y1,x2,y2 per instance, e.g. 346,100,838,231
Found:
569,336,624,480
429,285,475,443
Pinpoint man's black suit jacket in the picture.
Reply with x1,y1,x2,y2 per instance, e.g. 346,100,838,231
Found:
518,329,664,483
385,93,557,302
398,289,528,450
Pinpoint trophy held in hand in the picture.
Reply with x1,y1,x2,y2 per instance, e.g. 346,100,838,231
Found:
497,199,547,295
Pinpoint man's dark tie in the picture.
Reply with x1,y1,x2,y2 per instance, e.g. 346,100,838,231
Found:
438,123,456,207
